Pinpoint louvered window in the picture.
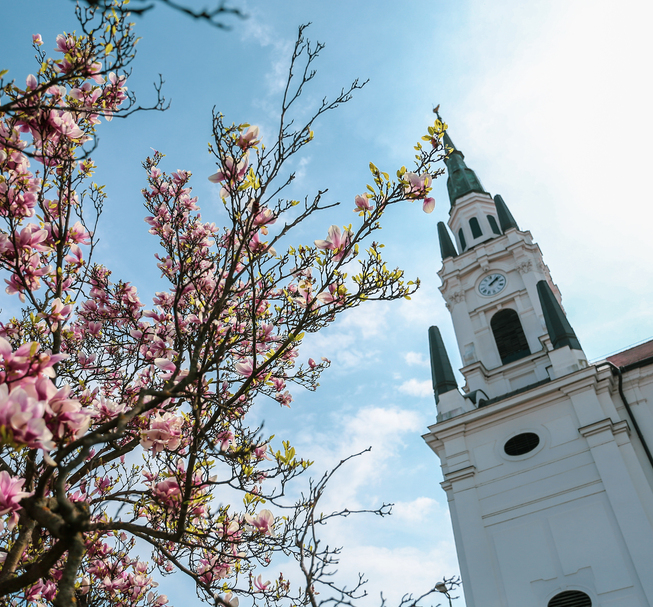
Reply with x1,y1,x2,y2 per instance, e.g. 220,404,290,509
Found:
504,433,540,456
458,228,467,252
487,215,501,235
491,309,530,364
548,590,591,607
469,217,483,238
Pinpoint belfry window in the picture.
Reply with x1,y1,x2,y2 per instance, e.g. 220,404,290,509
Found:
487,215,501,235
491,309,530,364
548,590,591,607
458,228,467,252
469,217,483,238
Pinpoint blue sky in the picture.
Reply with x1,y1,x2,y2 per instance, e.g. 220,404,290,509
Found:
2,0,653,605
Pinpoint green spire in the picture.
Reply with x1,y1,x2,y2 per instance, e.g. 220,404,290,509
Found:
494,195,519,231
437,221,458,259
442,130,488,208
428,326,459,403
536,280,582,351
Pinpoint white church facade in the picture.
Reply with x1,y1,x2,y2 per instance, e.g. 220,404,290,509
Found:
422,127,653,607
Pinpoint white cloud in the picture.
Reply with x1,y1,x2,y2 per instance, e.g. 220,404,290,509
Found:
315,543,460,607
397,283,447,327
296,406,423,510
390,496,439,524
339,303,389,339
293,156,311,182
398,379,432,398
404,351,428,367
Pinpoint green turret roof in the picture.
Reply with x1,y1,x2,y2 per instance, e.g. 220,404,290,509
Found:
437,222,458,259
536,281,582,351
442,130,488,208
428,326,459,403
494,195,519,231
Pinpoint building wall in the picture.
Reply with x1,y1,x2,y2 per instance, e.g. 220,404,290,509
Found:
425,362,653,607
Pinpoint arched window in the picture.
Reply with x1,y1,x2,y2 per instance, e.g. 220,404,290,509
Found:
487,215,501,235
469,217,483,238
548,590,591,607
491,309,530,364
458,228,467,252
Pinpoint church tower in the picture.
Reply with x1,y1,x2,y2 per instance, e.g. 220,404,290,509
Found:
423,125,653,607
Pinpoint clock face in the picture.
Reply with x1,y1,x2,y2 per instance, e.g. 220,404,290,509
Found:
478,273,506,296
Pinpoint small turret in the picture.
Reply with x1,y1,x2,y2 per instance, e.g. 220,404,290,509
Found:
428,326,459,403
536,280,582,350
494,194,519,231
437,222,458,260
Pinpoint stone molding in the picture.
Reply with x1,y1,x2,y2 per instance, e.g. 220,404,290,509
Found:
516,259,533,275
443,465,476,484
447,290,466,307
579,418,631,439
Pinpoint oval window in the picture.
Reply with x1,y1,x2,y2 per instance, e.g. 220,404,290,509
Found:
548,590,591,607
504,432,540,456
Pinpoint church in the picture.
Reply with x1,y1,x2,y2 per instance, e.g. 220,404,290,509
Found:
422,126,653,606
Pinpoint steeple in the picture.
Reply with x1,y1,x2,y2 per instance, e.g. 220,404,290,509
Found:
442,130,488,207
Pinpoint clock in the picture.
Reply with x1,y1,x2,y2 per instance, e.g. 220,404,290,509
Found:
478,273,506,296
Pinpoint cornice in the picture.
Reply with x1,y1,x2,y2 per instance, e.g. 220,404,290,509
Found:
438,238,543,283
442,465,476,484
426,365,600,436
579,418,630,439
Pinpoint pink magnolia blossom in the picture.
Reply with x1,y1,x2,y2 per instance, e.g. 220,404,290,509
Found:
245,509,274,535
40,297,73,330
154,358,176,374
234,358,254,377
314,225,353,262
403,172,435,212
28,376,91,440
197,554,233,584
25,74,38,91
275,390,293,408
90,395,127,421
64,243,84,267
0,337,67,382
32,34,43,46
5,253,51,300
403,172,432,197
248,232,276,256
253,444,269,460
253,207,276,235
68,220,92,245
422,196,435,213
253,574,270,591
237,126,260,150
317,283,347,306
55,34,75,53
215,430,234,451
208,154,249,198
0,384,54,451
0,471,32,518
49,110,85,140
219,592,239,607
140,412,183,453
270,377,285,392
353,194,373,213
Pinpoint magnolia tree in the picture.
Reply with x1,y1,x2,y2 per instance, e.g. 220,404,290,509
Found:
0,2,455,606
